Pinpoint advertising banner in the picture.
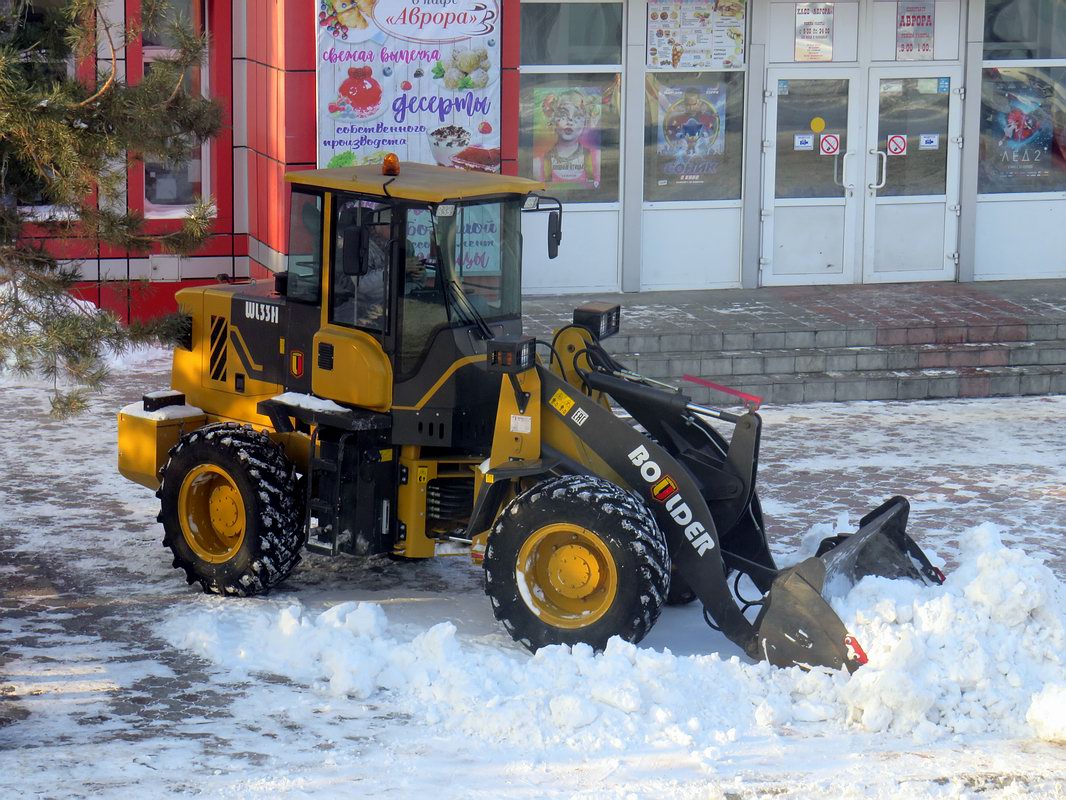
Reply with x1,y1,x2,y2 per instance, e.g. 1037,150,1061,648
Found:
896,0,934,61
795,3,834,62
315,0,501,172
646,0,746,70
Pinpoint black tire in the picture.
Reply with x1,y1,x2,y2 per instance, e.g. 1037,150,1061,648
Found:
484,474,670,652
157,422,304,596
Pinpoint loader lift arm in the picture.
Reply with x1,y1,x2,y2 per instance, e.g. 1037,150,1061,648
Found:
534,333,945,672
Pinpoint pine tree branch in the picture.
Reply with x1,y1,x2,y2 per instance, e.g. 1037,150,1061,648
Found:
72,7,117,110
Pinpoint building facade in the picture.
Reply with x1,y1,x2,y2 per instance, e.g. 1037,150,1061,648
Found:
27,0,1066,319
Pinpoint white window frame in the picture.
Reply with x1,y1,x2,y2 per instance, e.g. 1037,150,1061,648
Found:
142,3,211,220
518,0,626,209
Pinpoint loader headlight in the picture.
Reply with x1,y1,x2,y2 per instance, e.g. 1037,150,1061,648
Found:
573,302,621,340
486,335,536,373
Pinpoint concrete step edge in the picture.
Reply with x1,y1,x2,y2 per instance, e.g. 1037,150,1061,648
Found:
680,365,1066,405
597,322,1066,353
623,342,1066,378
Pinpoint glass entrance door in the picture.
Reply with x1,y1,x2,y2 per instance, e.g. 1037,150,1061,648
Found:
862,67,964,282
761,69,863,285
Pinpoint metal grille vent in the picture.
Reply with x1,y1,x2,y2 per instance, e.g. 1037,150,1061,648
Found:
318,342,334,370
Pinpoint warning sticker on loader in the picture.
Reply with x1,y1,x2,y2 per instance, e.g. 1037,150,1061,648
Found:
549,389,575,416
510,414,532,434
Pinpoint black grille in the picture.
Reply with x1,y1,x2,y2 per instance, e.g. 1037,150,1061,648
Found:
318,342,335,370
427,479,474,522
209,315,227,381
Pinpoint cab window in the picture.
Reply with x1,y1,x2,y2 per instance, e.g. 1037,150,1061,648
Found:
399,207,449,374
286,190,323,303
330,196,391,333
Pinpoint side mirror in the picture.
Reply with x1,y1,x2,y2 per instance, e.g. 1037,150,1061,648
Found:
547,210,562,260
341,226,369,276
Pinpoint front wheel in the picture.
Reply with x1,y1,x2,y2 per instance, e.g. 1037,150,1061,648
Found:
158,423,304,595
484,475,670,652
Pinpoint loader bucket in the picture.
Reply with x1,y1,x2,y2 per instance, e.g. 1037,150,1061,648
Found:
753,496,943,672
816,496,945,600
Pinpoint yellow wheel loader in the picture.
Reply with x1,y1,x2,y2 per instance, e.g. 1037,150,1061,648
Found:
118,158,944,670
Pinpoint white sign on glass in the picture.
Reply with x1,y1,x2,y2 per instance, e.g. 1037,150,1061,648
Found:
896,0,934,61
795,3,834,62
887,134,908,156
794,133,815,151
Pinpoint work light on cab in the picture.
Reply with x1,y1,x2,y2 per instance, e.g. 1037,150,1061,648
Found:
487,335,536,373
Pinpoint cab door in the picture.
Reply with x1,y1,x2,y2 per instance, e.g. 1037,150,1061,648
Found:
311,192,393,412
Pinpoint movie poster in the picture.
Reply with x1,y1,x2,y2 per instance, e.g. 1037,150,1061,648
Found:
645,75,737,201
529,86,606,195
979,68,1061,193
315,0,501,173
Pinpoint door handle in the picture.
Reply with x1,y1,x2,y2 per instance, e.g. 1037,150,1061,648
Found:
869,149,887,190
841,151,855,191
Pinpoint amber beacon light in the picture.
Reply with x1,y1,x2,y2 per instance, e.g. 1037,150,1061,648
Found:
382,153,400,176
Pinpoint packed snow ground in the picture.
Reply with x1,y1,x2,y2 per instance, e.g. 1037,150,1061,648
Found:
1,349,1065,798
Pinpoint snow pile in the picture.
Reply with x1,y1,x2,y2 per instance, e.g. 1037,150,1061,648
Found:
162,524,1066,750
830,523,1065,742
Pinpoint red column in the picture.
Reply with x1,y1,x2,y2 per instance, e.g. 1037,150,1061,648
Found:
242,1,316,280
500,0,520,177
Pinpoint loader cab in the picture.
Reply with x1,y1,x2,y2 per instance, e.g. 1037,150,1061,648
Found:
282,163,545,451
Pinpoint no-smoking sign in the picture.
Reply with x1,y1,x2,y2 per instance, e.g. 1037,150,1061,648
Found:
887,134,908,156
819,133,840,156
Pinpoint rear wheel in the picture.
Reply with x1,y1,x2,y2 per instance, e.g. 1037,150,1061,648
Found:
484,475,669,652
158,423,304,595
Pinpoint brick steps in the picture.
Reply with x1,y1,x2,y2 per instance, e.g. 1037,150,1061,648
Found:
601,329,1066,405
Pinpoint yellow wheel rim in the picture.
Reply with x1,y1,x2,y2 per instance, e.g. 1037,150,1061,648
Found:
515,523,618,629
177,464,247,564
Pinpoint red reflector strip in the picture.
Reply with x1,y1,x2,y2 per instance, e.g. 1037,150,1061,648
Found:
682,375,763,409
844,634,868,665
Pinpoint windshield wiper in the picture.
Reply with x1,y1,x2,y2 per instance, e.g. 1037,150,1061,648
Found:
444,278,494,340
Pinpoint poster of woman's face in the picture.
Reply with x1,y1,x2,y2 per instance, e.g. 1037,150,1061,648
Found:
518,75,621,203
532,88,603,190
